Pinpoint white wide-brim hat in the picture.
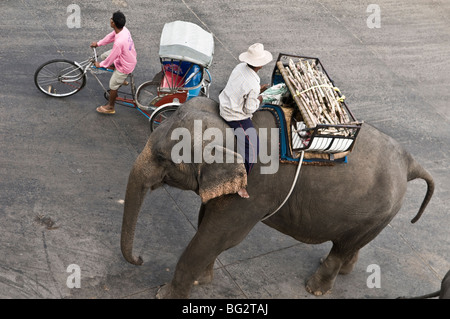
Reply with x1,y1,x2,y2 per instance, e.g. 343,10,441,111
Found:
239,43,273,67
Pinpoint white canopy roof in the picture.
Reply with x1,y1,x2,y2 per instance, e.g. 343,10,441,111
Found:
159,21,214,68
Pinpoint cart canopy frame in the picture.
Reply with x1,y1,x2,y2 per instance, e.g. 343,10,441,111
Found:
159,21,214,68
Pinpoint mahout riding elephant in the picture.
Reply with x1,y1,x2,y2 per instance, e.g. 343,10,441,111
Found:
121,97,434,298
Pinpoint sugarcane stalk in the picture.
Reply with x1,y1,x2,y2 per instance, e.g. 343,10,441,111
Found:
301,59,349,125
287,61,324,125
277,61,317,128
280,57,354,130
287,74,319,126
293,60,328,123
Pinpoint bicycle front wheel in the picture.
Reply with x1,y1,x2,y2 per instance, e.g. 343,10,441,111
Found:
34,59,86,97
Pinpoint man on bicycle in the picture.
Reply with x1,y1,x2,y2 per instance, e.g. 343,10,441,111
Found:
90,11,137,114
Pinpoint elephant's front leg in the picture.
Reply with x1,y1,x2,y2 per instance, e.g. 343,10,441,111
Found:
194,261,215,286
158,260,214,296
194,205,215,286
157,203,260,299
156,235,215,299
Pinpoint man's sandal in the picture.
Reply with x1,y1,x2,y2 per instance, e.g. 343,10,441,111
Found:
96,105,115,114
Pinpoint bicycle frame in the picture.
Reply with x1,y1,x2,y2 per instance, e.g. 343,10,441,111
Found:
57,48,98,84
56,48,110,93
74,48,114,94
73,48,137,107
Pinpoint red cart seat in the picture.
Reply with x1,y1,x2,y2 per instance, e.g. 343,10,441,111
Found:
161,70,184,88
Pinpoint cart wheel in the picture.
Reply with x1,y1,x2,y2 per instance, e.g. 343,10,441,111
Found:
200,82,210,98
104,90,110,100
200,69,212,97
149,105,179,132
136,80,159,111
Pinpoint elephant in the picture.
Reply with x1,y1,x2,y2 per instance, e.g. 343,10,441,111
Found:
121,96,434,298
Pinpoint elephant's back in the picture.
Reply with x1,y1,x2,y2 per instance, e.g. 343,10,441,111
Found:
305,123,410,193
178,97,221,119
287,123,409,231
351,123,403,158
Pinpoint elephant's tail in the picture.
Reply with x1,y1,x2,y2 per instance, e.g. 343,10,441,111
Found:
406,155,435,224
397,290,441,299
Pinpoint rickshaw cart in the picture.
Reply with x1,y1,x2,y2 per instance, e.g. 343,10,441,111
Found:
135,20,214,131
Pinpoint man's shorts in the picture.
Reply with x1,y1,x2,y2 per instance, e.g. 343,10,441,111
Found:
109,69,128,90
101,49,129,91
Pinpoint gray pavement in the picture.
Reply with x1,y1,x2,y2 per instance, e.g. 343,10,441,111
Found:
1,0,449,300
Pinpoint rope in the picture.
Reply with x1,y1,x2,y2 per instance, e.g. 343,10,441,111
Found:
294,85,346,102
261,151,305,221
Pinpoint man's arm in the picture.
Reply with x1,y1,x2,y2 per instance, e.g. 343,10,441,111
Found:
243,89,261,115
99,43,122,68
96,31,116,47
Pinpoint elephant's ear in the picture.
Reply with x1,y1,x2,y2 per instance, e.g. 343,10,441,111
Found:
197,145,247,203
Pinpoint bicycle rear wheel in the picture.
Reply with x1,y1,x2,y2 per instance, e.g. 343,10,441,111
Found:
149,105,179,132
135,80,159,111
34,59,86,97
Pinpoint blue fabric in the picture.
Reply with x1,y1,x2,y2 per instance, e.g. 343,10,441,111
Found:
260,105,347,164
225,118,259,174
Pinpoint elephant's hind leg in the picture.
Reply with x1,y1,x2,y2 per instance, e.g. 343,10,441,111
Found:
339,251,359,275
306,244,359,296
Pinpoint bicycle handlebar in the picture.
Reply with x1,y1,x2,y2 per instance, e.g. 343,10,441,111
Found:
92,47,98,62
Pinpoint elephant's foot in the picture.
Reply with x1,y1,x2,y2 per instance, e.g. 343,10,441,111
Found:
194,268,214,286
156,283,188,299
305,274,334,296
305,252,343,296
155,284,171,299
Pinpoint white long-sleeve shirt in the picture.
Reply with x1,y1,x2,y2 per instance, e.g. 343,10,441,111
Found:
219,63,261,122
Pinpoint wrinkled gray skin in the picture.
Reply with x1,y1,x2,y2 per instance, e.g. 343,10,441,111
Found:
121,97,434,298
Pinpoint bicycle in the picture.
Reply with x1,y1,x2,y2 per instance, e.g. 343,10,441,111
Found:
34,21,214,132
34,47,137,107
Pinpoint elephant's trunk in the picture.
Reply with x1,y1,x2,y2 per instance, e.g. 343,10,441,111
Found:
121,151,160,265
